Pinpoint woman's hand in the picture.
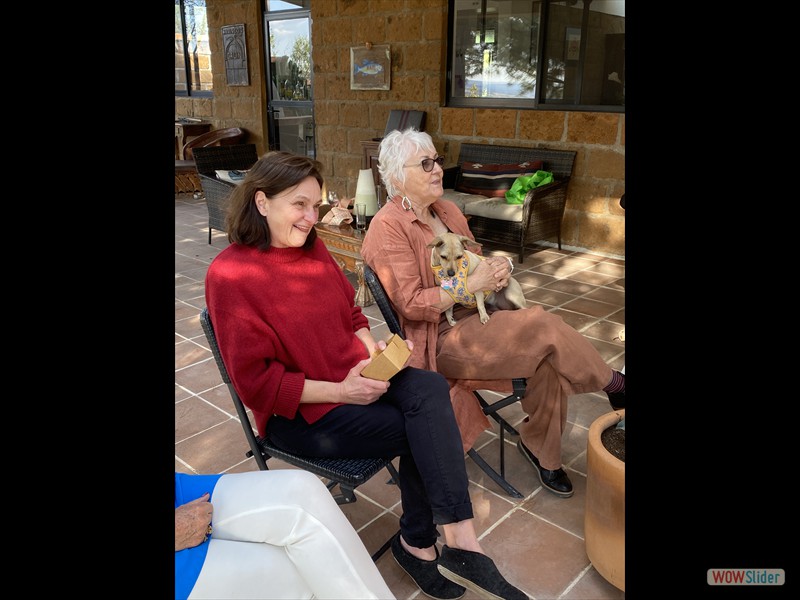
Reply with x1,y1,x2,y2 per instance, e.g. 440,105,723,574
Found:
337,360,390,404
470,256,512,293
175,493,213,552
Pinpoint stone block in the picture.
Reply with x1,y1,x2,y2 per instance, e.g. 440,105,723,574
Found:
519,110,565,142
566,113,619,145
475,109,515,139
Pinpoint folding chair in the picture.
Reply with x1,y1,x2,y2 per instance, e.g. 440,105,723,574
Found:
199,307,400,560
363,265,525,498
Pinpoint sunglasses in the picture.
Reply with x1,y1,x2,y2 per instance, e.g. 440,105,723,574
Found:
403,156,445,172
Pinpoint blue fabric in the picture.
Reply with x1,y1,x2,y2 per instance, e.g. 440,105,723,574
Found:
175,472,224,600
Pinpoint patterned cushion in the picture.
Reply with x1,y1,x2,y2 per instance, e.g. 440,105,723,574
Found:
454,160,543,197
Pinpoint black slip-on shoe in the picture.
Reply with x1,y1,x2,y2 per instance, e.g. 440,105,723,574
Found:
607,389,625,410
516,440,574,497
437,546,528,600
391,532,466,600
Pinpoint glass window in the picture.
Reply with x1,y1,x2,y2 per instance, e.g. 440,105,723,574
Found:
448,0,624,111
266,0,310,10
175,0,212,96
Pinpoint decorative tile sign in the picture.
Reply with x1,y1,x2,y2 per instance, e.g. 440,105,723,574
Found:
222,24,249,86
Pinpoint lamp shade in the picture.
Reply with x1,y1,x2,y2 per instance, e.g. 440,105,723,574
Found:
355,169,379,217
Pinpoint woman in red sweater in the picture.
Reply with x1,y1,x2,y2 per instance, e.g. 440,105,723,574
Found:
205,152,526,600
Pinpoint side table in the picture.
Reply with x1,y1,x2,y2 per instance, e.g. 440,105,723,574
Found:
175,120,212,159
314,222,374,307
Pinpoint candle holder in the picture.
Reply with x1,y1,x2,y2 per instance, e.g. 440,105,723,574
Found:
355,169,379,217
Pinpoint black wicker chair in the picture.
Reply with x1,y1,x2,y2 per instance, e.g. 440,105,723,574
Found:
193,144,259,243
199,307,400,561
175,127,247,194
363,265,525,498
454,144,577,262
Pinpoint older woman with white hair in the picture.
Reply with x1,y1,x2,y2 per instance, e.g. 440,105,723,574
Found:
361,129,625,500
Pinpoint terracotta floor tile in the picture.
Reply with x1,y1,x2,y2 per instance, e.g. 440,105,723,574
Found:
174,194,625,598
175,395,231,442
560,296,621,319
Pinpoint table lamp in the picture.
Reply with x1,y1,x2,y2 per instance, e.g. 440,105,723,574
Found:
355,169,379,217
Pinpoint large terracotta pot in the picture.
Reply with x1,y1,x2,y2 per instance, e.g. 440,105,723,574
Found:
584,409,625,591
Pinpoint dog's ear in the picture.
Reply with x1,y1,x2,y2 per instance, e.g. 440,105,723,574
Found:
459,235,481,249
427,236,444,249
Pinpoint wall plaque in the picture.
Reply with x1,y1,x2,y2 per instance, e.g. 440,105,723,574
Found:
350,44,391,91
222,24,249,86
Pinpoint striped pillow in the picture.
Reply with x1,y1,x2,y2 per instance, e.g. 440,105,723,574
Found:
454,160,543,197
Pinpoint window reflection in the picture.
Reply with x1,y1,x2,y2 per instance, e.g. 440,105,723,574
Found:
449,0,624,110
175,0,212,95
452,0,540,100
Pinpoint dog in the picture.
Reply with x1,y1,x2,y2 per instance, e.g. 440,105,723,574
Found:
428,232,526,325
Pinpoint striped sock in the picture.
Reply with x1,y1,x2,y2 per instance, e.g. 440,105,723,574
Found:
603,370,625,393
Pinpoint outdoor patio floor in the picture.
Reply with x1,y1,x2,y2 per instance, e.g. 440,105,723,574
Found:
175,192,626,600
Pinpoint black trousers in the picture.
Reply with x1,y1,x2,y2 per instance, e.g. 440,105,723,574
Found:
266,367,474,549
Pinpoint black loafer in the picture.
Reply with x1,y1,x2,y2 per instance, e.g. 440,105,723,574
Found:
438,545,528,600
607,389,625,410
391,532,465,600
517,440,573,497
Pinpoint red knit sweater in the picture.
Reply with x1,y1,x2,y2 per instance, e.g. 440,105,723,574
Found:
205,238,370,437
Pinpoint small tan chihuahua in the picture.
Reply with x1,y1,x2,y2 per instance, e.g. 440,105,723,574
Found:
428,232,526,325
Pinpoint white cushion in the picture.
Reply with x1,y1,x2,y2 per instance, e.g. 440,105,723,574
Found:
464,197,523,223
215,170,247,185
441,189,488,213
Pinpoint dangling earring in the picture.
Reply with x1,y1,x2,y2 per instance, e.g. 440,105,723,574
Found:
401,196,413,211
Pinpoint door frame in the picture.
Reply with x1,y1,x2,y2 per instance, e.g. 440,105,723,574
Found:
263,6,315,157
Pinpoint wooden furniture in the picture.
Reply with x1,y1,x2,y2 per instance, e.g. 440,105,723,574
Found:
314,222,374,307
360,110,425,203
183,127,246,160
175,163,203,195
363,265,526,499
200,307,399,562
383,109,426,137
175,120,211,159
175,127,247,194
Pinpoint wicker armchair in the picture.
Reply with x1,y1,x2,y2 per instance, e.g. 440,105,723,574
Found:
193,144,259,243
452,144,577,262
175,127,247,194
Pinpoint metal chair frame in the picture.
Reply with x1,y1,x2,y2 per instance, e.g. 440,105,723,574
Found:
199,307,399,561
363,265,525,498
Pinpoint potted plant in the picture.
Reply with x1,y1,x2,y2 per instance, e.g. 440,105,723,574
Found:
584,409,625,592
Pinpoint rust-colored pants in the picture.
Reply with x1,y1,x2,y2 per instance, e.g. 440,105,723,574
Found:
436,304,612,470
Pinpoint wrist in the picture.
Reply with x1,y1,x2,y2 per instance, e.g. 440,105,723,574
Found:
334,381,346,403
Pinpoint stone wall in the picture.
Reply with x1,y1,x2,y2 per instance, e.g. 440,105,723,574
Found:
176,0,625,257
175,0,268,154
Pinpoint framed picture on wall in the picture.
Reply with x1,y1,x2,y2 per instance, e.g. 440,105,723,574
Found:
350,44,391,91
565,27,581,62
